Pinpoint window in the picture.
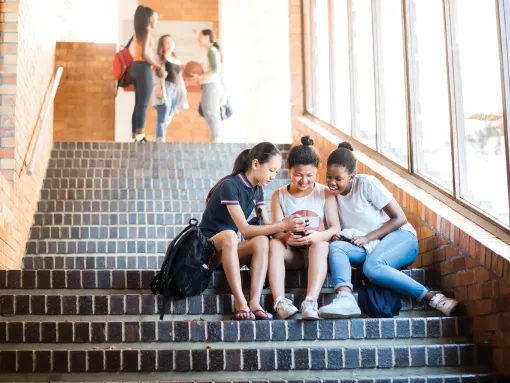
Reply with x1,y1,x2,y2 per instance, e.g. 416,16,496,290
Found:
451,0,509,226
350,0,377,149
409,0,453,190
304,0,510,229
374,0,408,167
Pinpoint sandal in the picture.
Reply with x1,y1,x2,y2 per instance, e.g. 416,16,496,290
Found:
252,309,273,320
230,309,255,321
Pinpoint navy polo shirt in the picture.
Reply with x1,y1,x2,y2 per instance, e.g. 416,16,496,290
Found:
199,173,264,238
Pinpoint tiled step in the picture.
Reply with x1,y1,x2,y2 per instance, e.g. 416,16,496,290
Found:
42,177,290,190
33,212,202,226
0,291,431,317
51,141,291,151
0,343,481,373
0,317,471,344
37,200,207,213
0,376,504,383
0,269,426,290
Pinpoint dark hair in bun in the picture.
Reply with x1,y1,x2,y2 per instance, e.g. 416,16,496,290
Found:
327,141,357,174
288,136,320,169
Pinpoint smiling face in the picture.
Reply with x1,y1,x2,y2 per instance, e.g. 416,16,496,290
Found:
326,164,355,195
252,154,282,187
290,164,317,191
163,36,175,54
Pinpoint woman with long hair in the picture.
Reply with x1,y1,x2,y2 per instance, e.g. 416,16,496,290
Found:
193,29,223,143
131,5,165,142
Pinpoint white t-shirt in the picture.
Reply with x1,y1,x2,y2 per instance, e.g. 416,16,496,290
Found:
278,183,327,231
336,174,416,236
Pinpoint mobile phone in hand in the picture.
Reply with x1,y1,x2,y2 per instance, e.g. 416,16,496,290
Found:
294,231,307,237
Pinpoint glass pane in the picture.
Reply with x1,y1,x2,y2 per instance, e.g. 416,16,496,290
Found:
377,0,408,167
351,0,376,148
331,0,351,134
453,0,509,226
410,0,454,190
310,0,331,122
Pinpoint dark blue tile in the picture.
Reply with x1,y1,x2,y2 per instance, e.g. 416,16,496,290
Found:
334,320,349,339
192,350,207,372
377,347,393,368
410,346,426,367
394,346,410,367
225,349,241,371
444,344,459,366
174,321,189,342
287,320,302,341
318,320,334,340
381,319,395,339
365,319,381,339
351,319,365,339
303,321,318,340
360,347,376,368
294,348,309,370
276,349,292,370
259,348,275,371
190,321,206,342
442,317,457,337
255,320,271,341
207,321,222,342
310,348,325,370
208,349,224,371
426,318,441,337
271,321,286,341
345,348,359,369
242,349,258,371
411,318,426,338
223,321,238,341
174,350,191,372
427,345,443,366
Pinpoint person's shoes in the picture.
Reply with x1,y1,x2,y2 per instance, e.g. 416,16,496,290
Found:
318,291,362,319
301,298,320,320
429,292,459,316
273,297,298,319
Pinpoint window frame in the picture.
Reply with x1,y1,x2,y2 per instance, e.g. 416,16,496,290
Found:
303,0,510,233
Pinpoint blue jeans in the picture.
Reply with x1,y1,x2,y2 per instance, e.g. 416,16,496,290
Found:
131,61,153,134
329,229,428,300
155,82,178,140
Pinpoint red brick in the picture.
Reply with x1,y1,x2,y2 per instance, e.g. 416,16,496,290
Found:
456,269,475,286
453,257,467,272
474,267,491,283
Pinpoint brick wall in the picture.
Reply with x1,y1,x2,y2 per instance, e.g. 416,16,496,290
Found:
138,0,219,142
0,0,56,269
288,0,510,373
54,42,115,141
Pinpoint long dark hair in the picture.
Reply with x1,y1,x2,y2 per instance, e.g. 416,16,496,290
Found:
201,29,222,61
206,142,280,204
134,5,155,41
157,34,177,63
287,136,320,169
327,141,357,174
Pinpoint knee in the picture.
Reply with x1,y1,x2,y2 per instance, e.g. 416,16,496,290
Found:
309,241,329,260
363,258,383,281
252,235,269,253
269,238,285,259
221,230,238,248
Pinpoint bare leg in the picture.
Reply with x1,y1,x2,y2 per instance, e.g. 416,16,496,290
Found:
210,230,253,319
305,241,329,299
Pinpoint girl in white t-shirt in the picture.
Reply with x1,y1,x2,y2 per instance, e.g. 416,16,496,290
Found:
269,136,340,320
319,142,459,318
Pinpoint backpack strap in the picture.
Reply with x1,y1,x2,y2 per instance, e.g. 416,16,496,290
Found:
125,35,134,49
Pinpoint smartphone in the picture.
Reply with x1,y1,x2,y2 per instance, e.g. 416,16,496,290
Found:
293,231,307,237
338,235,351,242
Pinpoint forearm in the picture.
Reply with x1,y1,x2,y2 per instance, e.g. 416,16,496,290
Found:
366,217,406,241
313,226,339,242
241,221,285,239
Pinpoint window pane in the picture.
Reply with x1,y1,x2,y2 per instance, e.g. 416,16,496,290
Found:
376,1,408,167
351,0,376,148
453,0,509,226
310,0,331,122
410,0,453,190
331,0,351,134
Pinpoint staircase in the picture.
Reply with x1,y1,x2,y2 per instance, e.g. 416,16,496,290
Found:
0,141,502,382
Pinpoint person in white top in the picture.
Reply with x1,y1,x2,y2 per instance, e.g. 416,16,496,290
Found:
269,136,340,320
319,142,459,318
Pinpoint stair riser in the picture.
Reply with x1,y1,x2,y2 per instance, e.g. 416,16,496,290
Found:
37,201,206,213
0,344,478,373
0,293,428,316
0,270,426,290
0,317,471,344
33,212,202,226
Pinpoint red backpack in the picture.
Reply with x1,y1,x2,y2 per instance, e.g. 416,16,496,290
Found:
113,36,134,95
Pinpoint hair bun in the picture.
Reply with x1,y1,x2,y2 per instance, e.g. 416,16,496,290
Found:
301,136,314,146
338,141,354,151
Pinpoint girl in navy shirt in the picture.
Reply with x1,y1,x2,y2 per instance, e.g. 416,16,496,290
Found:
200,142,307,320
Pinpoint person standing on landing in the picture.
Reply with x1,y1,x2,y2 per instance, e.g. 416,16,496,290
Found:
153,34,182,142
269,136,341,320
131,5,165,143
318,142,459,319
192,29,223,143
200,142,308,320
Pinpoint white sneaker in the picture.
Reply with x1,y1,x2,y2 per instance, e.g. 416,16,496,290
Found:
318,291,362,319
273,297,298,319
301,298,320,320
429,293,459,316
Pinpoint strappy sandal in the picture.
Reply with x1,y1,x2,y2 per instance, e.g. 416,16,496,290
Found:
230,309,255,321
252,309,273,320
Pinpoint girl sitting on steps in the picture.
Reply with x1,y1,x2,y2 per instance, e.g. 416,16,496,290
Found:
319,142,459,319
268,136,340,320
199,142,307,320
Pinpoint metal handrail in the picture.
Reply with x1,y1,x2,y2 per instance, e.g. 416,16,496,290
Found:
26,66,64,176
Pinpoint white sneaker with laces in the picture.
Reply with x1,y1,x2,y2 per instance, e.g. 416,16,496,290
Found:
273,297,298,319
429,293,459,316
318,291,362,319
301,298,320,320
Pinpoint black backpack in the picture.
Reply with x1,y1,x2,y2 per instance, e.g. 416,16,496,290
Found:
150,219,215,319
358,275,402,318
